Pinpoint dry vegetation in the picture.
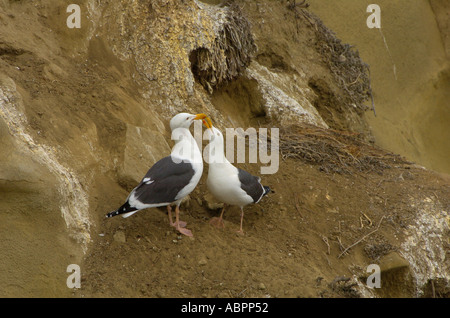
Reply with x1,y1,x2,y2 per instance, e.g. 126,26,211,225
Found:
289,3,374,115
189,2,257,93
280,124,410,174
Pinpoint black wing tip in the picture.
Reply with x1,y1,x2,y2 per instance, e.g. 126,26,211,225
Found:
263,186,271,196
106,210,120,218
106,201,136,218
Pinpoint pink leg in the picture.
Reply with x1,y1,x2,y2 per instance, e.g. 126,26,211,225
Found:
237,207,245,235
168,205,187,228
175,205,193,237
209,204,226,229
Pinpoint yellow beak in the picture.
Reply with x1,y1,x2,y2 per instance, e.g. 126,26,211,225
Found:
202,116,213,129
193,113,207,120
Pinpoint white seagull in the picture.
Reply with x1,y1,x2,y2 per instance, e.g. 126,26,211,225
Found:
203,118,270,234
106,112,207,237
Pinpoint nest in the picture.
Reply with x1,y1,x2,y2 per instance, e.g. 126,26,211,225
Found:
280,124,410,174
190,2,257,93
290,5,375,115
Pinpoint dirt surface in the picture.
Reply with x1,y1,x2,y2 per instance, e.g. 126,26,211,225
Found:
76,124,450,298
0,0,449,298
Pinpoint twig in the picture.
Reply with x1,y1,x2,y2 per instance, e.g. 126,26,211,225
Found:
237,288,247,297
347,73,361,86
302,204,315,214
293,193,303,218
322,236,331,255
338,216,385,258
323,252,332,268
336,236,345,252
432,191,439,200
361,212,373,226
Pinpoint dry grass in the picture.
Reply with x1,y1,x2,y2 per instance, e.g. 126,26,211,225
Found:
289,4,375,115
280,124,410,174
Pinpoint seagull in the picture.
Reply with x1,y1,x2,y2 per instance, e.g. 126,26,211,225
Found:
203,118,270,234
106,112,207,237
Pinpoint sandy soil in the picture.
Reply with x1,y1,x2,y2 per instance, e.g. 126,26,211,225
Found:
77,128,450,298
0,0,449,298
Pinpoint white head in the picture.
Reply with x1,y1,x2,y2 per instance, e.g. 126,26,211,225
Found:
204,125,224,143
202,117,228,164
169,112,207,131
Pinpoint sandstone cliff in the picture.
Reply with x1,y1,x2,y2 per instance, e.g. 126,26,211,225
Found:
0,0,448,298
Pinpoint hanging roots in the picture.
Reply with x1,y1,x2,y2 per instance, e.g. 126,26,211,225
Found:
190,2,257,93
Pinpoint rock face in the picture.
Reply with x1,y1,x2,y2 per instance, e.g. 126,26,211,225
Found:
95,0,336,129
0,0,448,297
400,196,450,296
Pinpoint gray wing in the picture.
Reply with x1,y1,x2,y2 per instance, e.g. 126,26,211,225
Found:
132,156,195,205
237,168,265,203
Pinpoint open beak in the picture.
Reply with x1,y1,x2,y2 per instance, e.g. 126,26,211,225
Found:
202,116,213,129
193,113,207,121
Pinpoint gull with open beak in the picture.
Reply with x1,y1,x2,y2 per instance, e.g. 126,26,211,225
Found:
202,117,270,234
